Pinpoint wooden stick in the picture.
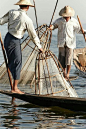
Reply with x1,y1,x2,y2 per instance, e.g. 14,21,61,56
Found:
33,0,39,37
77,15,86,42
49,0,59,26
0,32,13,89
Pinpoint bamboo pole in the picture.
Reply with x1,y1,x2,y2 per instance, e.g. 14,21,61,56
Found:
33,0,39,37
77,15,86,42
0,32,13,89
42,53,49,94
44,53,53,94
49,0,59,26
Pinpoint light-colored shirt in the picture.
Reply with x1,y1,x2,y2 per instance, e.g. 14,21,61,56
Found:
52,17,81,49
0,9,42,49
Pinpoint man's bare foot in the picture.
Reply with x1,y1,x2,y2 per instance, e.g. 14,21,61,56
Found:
11,89,24,94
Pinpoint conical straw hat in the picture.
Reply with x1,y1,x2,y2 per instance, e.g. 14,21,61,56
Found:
59,6,75,17
15,0,34,7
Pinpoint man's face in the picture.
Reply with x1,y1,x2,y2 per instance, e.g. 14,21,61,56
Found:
64,17,71,22
27,5,29,10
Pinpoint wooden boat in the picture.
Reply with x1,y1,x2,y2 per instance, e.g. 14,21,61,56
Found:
0,90,86,112
73,47,86,77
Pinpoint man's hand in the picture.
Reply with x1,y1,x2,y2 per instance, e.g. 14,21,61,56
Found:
0,32,1,37
49,25,53,30
39,48,43,52
0,32,3,43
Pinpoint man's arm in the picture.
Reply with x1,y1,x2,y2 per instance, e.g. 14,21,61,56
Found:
26,18,43,52
0,12,9,25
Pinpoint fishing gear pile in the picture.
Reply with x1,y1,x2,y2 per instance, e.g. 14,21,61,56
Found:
0,0,78,97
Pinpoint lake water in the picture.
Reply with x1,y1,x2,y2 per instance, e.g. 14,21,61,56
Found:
0,24,86,128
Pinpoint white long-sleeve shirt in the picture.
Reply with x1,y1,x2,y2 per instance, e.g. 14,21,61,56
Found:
0,9,42,49
52,17,81,49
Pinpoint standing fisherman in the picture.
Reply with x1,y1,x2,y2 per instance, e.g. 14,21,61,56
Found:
0,0,43,94
49,6,85,80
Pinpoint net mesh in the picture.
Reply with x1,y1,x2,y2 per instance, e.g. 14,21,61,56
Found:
34,50,78,97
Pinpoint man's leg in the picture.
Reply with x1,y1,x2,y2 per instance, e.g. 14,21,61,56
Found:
11,80,24,94
63,68,66,78
67,65,71,78
58,47,66,78
65,47,73,79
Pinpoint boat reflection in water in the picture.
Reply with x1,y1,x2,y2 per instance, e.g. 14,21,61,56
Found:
0,96,80,129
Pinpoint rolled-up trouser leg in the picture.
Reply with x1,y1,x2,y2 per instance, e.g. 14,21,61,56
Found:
4,32,22,80
58,47,73,69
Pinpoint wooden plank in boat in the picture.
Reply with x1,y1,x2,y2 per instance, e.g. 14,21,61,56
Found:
0,90,86,112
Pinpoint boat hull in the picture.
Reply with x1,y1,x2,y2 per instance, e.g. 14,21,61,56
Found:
0,90,86,112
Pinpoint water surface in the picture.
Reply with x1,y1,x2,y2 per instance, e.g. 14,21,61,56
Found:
0,25,86,129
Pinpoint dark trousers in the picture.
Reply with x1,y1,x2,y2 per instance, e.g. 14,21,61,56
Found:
4,32,22,80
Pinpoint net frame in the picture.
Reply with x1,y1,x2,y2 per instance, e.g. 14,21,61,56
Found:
35,50,78,97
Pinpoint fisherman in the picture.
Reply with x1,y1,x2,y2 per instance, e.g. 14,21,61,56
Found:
0,0,43,94
49,5,84,80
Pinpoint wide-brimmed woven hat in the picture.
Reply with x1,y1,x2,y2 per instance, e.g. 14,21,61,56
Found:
59,6,75,17
15,0,34,7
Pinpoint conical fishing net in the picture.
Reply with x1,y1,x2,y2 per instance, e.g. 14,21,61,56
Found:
34,50,78,97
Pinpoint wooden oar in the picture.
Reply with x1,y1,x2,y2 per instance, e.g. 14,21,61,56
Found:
0,32,13,89
77,15,86,42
